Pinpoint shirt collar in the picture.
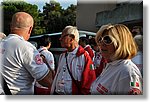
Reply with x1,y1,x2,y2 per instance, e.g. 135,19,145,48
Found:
8,34,24,40
106,59,125,66
84,45,90,49
38,46,47,51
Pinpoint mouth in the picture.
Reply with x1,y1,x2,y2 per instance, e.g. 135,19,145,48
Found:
101,49,108,53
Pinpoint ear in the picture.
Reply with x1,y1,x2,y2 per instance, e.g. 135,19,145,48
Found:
28,26,33,34
70,37,75,43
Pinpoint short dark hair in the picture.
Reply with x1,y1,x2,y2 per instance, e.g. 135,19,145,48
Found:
79,37,89,45
89,37,97,46
39,35,51,47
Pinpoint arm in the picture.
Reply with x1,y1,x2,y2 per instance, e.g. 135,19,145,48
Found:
37,70,52,88
22,43,53,88
81,52,96,94
40,54,55,79
118,76,142,95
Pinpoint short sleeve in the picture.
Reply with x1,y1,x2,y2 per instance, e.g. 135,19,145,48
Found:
22,43,49,81
45,51,55,70
117,73,142,95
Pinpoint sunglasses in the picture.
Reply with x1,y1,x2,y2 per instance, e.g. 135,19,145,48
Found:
98,35,114,45
60,34,69,39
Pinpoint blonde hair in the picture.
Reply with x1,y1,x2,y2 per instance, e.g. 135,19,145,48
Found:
62,26,79,42
95,24,137,60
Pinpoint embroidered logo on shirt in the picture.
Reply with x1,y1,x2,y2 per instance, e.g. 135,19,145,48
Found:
90,64,95,70
129,75,142,94
35,54,43,65
130,82,139,87
49,60,53,65
130,75,140,88
96,83,108,94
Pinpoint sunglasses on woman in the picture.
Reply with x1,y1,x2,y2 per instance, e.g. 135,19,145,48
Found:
98,35,114,45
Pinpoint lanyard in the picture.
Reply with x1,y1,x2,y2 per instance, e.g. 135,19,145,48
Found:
65,53,81,92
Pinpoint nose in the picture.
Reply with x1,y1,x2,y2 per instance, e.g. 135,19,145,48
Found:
98,41,106,47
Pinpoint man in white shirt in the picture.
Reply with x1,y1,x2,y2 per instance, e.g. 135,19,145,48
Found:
51,26,96,95
0,12,52,95
132,34,143,76
35,35,55,95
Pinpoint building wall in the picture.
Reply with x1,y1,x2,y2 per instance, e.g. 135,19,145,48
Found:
76,2,116,32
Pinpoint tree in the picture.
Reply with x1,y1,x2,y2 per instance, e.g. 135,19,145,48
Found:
42,1,63,33
42,0,76,33
2,0,77,36
2,1,45,36
63,4,76,26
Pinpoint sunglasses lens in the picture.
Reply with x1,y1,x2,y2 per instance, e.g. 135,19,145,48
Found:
103,36,112,44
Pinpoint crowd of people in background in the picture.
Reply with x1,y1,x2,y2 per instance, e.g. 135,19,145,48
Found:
0,12,143,95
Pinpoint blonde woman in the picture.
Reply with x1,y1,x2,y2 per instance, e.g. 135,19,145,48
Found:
90,24,143,95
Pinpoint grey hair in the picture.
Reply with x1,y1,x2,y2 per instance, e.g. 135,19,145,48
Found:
63,26,79,42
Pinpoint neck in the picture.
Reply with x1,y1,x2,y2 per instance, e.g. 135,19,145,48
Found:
11,29,27,40
67,43,78,52
81,44,86,48
46,46,50,50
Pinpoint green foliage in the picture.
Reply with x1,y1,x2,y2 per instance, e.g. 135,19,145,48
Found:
2,0,77,36
2,1,45,35
42,1,76,33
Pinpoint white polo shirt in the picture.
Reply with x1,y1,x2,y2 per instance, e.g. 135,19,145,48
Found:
38,47,55,71
51,46,85,94
36,46,55,89
132,51,143,76
0,83,4,95
0,34,49,95
90,59,143,95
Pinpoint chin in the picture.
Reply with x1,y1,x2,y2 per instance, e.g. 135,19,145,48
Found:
102,54,109,59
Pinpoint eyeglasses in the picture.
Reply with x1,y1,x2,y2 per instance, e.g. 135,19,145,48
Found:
60,34,75,39
60,34,70,39
98,35,114,45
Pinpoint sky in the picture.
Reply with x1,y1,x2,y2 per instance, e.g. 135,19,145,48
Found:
24,0,77,11
0,0,143,11
0,0,77,12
